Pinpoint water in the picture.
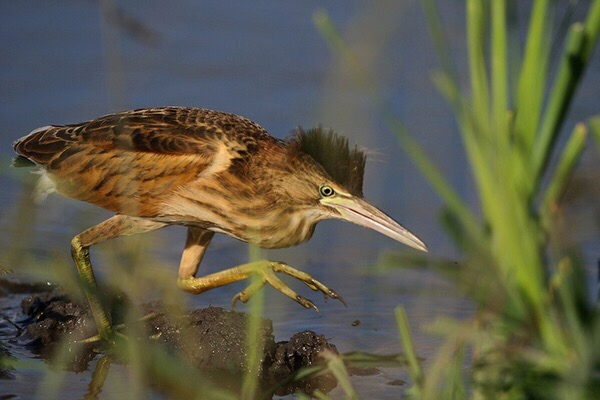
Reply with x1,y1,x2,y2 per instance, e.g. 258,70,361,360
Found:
1,1,598,399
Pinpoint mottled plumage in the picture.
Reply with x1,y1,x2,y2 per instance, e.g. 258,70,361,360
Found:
12,106,426,341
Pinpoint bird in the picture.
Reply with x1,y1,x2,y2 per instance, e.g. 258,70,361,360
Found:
12,106,427,341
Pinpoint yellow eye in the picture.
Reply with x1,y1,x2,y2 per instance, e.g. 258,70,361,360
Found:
319,185,335,197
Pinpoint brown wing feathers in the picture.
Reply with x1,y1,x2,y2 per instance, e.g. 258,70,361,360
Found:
12,107,367,206
12,108,269,166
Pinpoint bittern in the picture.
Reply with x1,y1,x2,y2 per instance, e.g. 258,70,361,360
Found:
12,107,427,340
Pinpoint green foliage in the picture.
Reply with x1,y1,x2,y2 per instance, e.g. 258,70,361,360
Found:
317,0,599,398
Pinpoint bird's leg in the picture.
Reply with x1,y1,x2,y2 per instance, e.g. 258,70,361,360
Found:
177,227,345,311
177,226,215,279
71,214,167,341
231,261,347,311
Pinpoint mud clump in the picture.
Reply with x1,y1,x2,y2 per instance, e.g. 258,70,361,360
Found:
268,330,340,394
16,289,338,396
0,341,15,379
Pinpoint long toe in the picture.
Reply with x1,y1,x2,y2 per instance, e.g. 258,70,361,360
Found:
295,295,320,313
323,288,347,307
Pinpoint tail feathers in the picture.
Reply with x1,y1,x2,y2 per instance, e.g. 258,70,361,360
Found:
32,170,56,204
12,126,58,204
10,156,56,204
11,155,36,168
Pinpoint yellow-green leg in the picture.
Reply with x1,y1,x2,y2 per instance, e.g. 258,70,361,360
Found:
177,227,346,312
71,235,112,340
71,214,166,341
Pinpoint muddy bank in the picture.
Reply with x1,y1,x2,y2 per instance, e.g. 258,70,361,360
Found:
4,285,339,397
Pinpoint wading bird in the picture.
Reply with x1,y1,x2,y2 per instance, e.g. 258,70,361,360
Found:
12,107,427,340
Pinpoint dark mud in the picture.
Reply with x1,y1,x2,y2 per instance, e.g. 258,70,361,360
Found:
1,280,340,397
0,340,14,380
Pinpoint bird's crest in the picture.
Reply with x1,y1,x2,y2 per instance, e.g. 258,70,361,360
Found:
292,126,366,197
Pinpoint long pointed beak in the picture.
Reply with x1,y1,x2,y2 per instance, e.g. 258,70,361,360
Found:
322,196,428,252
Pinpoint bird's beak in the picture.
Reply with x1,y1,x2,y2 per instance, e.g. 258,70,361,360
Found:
322,196,428,252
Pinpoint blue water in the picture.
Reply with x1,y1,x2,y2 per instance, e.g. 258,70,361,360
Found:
1,1,598,399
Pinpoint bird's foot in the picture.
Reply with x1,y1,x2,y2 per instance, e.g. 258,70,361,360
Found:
78,312,162,345
177,259,346,311
79,326,126,345
231,260,347,312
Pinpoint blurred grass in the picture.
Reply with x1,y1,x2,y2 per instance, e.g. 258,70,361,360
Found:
240,244,265,400
317,0,599,398
3,1,599,399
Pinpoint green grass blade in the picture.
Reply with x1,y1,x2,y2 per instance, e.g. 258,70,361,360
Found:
321,351,359,400
421,0,459,82
430,71,499,255
240,245,265,400
541,123,587,220
590,115,600,151
312,10,372,91
533,23,586,183
491,0,509,138
311,391,333,400
582,0,600,60
419,319,468,400
395,306,423,397
514,0,551,152
467,0,490,126
533,0,600,182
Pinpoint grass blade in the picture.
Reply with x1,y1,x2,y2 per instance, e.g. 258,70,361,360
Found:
467,0,490,126
395,306,423,397
533,0,600,182
491,0,509,137
514,0,551,152
590,115,600,151
541,123,587,219
321,351,359,400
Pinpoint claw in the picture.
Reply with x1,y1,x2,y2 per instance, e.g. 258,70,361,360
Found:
324,289,347,307
296,295,320,314
231,293,242,310
79,327,126,346
79,333,104,344
77,312,162,344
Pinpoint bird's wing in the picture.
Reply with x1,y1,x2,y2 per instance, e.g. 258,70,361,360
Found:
13,107,270,166
12,107,274,216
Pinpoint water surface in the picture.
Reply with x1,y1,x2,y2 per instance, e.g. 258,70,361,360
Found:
1,1,598,399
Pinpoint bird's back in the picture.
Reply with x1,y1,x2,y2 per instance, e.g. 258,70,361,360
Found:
12,107,279,217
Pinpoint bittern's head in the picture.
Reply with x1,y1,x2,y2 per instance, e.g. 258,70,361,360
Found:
285,127,427,252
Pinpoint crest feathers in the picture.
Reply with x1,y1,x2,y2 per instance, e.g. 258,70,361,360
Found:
292,126,366,197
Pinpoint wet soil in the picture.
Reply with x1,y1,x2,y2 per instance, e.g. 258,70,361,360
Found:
1,278,341,398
